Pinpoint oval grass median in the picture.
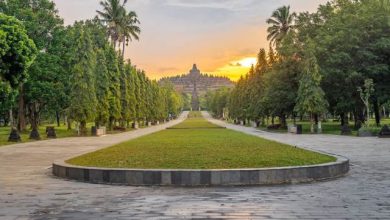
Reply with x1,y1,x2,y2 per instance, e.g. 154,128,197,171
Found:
67,113,336,169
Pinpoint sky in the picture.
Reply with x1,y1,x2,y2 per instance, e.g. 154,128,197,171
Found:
53,0,328,81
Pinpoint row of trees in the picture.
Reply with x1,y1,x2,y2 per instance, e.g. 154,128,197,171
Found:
0,0,183,139
208,0,390,129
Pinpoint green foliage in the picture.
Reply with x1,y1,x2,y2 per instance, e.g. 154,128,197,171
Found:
105,45,122,122
97,0,140,57
206,87,231,118
68,114,335,169
294,41,328,117
0,0,180,141
0,13,37,87
68,26,97,124
225,0,390,130
94,48,110,126
358,79,375,127
266,5,296,46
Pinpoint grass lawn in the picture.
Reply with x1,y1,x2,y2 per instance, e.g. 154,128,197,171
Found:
68,112,336,169
0,124,76,147
0,122,134,147
258,118,390,135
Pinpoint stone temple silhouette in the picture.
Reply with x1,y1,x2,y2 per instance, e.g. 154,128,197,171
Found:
160,64,234,110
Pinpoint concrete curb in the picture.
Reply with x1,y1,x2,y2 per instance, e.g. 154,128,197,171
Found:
52,155,349,186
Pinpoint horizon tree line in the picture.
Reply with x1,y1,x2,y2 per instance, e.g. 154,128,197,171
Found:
207,0,390,130
0,0,183,140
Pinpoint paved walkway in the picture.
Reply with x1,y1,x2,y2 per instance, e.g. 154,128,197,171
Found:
0,112,389,219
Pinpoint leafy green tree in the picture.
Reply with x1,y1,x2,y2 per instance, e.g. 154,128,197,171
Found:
1,0,63,132
94,48,110,128
97,0,127,48
119,57,131,126
105,45,121,130
0,82,17,126
68,26,97,135
118,10,140,57
294,41,328,128
206,87,231,118
0,13,36,87
358,79,375,127
266,5,296,46
125,62,137,124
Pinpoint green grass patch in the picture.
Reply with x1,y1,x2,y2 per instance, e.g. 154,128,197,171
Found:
0,124,77,147
258,118,390,135
0,122,133,147
68,113,336,169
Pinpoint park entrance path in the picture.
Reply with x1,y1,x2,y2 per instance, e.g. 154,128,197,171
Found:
0,111,389,219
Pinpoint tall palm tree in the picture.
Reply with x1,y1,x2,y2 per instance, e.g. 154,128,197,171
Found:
118,11,141,58
96,0,128,49
266,5,296,46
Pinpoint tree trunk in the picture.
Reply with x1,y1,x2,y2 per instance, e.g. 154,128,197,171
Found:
109,117,114,131
373,98,380,127
340,113,345,126
280,115,287,128
314,114,319,125
79,120,87,136
9,109,13,127
17,84,26,131
56,111,60,127
29,103,41,140
122,40,126,58
67,116,72,130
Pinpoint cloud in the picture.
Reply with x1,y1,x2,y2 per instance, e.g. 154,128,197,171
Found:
158,66,180,72
54,0,329,80
229,62,242,67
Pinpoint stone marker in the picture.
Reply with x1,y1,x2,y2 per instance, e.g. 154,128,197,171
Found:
46,126,57,138
29,128,41,140
8,127,21,142
379,125,390,138
341,124,352,135
358,127,373,137
91,126,97,136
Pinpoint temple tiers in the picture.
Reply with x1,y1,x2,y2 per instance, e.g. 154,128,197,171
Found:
160,64,234,110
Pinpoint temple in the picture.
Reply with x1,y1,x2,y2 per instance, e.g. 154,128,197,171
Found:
160,64,234,110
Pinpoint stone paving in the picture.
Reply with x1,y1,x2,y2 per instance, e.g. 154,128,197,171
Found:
0,112,390,219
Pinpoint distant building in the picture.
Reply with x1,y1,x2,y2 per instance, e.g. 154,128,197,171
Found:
160,64,234,110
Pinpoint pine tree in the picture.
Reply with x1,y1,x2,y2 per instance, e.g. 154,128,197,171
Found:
268,46,277,67
68,27,97,135
126,63,137,124
95,48,110,128
119,57,130,127
294,40,328,128
105,45,121,130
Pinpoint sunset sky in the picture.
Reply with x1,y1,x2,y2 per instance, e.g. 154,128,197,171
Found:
53,0,328,81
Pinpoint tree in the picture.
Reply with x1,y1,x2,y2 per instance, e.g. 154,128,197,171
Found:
0,82,17,126
97,0,127,48
358,79,375,128
118,10,140,57
266,5,296,46
206,87,231,119
125,62,137,124
94,48,110,128
294,41,328,130
105,45,121,130
68,26,97,135
0,13,37,87
1,0,63,132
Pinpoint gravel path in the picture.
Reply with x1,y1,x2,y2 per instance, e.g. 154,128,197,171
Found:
0,111,389,219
